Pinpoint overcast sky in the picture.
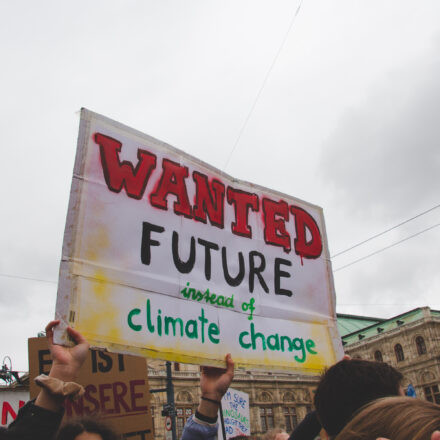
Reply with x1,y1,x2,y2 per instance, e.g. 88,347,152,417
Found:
1,0,439,372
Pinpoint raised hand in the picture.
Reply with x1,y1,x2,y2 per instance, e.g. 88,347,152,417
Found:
200,353,234,401
35,320,89,412
45,320,89,382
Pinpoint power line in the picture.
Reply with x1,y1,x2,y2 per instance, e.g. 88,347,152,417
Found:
332,202,440,258
333,222,440,272
223,0,303,171
0,272,57,284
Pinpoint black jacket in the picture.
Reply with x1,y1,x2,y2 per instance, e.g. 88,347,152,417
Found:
0,400,63,440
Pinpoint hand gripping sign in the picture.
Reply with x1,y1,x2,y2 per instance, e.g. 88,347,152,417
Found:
54,109,343,373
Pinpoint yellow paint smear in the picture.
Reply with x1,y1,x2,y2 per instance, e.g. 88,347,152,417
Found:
77,271,121,343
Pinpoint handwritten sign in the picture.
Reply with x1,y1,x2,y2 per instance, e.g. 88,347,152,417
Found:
0,391,28,427
219,388,250,439
54,108,343,373
28,337,153,439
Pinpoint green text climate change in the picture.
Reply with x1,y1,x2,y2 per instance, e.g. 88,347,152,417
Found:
127,300,318,363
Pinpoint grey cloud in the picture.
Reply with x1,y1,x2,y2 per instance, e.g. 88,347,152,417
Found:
320,38,440,221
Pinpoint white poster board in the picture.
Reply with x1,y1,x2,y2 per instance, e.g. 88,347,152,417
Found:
55,108,343,373
219,388,250,439
0,391,29,427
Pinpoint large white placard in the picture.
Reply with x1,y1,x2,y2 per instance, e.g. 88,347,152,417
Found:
55,109,342,373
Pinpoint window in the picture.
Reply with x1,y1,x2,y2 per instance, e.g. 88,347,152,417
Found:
424,385,440,404
416,336,427,355
260,407,274,432
174,362,180,371
394,344,404,362
374,350,383,362
284,406,298,431
176,406,193,438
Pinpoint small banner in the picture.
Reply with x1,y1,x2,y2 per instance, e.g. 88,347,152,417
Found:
219,388,250,439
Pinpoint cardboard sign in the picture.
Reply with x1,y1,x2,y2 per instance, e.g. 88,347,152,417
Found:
0,391,29,427
219,388,250,439
54,108,343,373
28,337,152,439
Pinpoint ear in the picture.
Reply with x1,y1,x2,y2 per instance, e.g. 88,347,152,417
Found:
431,431,440,440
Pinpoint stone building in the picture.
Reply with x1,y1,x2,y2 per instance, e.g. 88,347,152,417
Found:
149,306,440,438
147,360,317,438
339,307,440,404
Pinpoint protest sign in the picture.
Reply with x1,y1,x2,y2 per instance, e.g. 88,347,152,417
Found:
54,108,343,374
28,337,153,439
0,390,29,427
219,388,250,439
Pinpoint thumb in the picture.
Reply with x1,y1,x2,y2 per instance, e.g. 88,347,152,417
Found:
431,432,440,440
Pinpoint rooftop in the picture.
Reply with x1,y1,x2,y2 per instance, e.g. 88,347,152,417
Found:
338,307,440,346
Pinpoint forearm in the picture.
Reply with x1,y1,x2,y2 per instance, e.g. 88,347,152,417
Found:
197,396,221,419
34,364,80,412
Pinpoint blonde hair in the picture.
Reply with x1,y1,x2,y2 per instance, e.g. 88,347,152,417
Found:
335,396,440,440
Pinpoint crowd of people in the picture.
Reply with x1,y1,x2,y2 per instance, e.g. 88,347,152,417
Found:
1,321,440,439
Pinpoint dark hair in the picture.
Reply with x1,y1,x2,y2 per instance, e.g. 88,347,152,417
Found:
314,359,403,437
55,417,120,440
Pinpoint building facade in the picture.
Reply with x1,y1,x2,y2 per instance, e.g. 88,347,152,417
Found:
339,307,440,404
147,360,317,438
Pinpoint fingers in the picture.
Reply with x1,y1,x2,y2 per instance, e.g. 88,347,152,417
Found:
342,354,351,360
66,326,89,347
45,320,60,346
225,353,234,377
45,320,60,334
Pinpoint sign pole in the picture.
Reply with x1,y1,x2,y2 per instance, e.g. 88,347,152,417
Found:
166,361,177,440
219,402,227,440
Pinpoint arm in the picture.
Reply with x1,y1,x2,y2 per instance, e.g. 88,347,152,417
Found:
198,353,234,418
35,320,89,412
181,354,234,440
6,320,89,440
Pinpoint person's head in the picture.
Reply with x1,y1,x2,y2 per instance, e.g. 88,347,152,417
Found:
264,428,289,440
55,418,119,440
335,396,440,440
314,359,403,438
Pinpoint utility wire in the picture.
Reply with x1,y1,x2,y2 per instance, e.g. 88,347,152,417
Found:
332,202,440,258
0,272,57,284
223,0,303,171
334,222,440,272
